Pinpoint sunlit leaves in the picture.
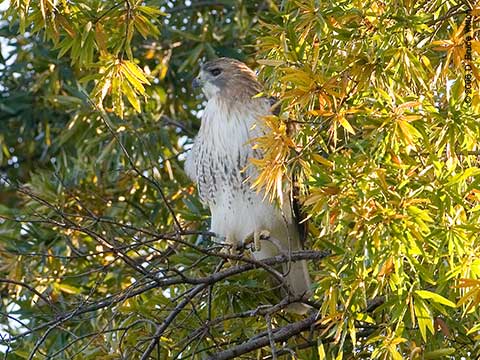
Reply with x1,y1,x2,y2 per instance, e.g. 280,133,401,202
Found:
431,20,468,73
250,115,296,203
8,0,162,117
1,2,286,358
90,58,150,116
415,290,456,308
255,0,480,358
456,278,480,314
367,328,407,360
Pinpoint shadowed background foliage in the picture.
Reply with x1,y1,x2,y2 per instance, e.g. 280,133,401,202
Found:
0,1,479,359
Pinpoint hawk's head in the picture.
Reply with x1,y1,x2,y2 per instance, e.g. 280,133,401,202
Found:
192,58,262,101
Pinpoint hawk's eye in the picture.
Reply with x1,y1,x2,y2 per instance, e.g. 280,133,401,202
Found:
210,68,222,77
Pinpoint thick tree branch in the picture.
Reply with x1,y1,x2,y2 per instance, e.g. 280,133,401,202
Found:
208,313,318,360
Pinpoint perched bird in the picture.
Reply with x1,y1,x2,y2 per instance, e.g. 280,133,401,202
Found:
185,57,311,313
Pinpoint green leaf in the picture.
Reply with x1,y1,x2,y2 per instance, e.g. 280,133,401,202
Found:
413,298,434,341
407,205,434,223
466,323,480,335
14,350,29,359
423,348,456,359
446,167,480,186
415,290,456,308
54,282,81,295
137,5,166,17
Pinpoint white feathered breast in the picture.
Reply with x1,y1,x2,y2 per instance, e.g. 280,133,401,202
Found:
185,97,290,258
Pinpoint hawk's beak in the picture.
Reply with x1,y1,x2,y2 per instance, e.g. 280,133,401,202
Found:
192,77,201,89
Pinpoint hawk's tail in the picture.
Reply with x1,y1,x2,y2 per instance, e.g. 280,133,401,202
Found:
253,235,313,314
284,259,312,314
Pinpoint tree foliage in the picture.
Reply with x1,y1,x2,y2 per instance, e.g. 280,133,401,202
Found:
1,0,479,359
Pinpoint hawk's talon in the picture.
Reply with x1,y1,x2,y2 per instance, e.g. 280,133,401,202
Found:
254,231,261,251
253,230,270,251
221,234,238,256
243,232,255,249
259,230,270,240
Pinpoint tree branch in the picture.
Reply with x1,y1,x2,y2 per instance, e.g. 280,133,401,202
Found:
138,250,329,359
208,313,318,360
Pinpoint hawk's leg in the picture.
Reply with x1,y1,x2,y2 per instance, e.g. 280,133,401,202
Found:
224,234,238,255
245,230,271,251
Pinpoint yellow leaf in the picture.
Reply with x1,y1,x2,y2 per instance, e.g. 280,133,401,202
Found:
337,115,355,134
310,110,334,116
431,40,453,51
312,153,333,167
122,81,141,112
413,298,434,341
414,290,456,307
466,323,480,336
378,257,394,277
348,317,356,345
96,77,112,104
397,120,420,145
54,282,81,295
407,206,434,223
353,313,375,324
318,342,326,360
402,114,422,121
122,60,150,85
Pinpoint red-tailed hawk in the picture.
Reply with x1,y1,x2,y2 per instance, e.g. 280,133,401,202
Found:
185,57,311,313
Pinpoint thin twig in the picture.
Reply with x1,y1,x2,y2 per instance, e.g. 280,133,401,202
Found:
0,279,56,311
266,314,277,360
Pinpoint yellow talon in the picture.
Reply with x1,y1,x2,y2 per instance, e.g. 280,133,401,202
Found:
254,231,261,251
253,230,270,251
226,234,237,255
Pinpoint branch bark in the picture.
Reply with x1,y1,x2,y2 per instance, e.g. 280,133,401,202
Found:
208,313,317,360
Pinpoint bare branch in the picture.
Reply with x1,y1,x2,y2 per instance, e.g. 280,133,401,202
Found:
0,279,57,311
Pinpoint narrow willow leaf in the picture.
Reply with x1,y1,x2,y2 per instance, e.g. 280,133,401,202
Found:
121,64,147,94
413,298,434,341
318,342,326,360
415,290,456,308
54,282,81,294
122,80,141,112
337,115,355,134
423,348,456,359
122,60,150,85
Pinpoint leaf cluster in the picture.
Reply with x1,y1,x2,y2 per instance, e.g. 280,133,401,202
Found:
253,0,480,358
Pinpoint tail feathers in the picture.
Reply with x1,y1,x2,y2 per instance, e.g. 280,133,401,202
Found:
284,259,312,314
252,236,313,314
285,259,311,297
